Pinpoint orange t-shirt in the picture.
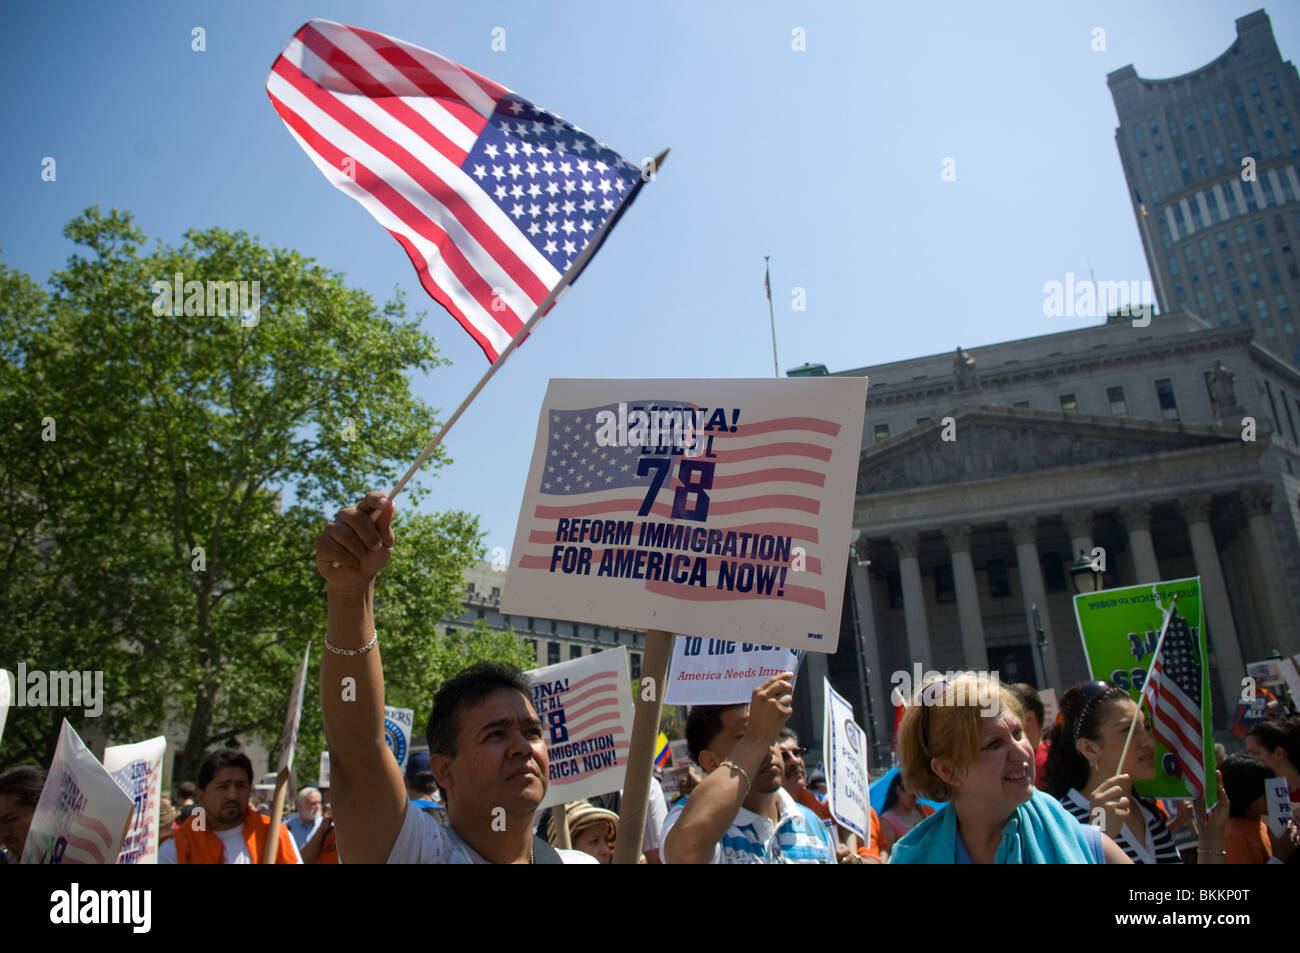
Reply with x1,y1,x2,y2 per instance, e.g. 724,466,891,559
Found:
1224,817,1271,865
171,806,299,864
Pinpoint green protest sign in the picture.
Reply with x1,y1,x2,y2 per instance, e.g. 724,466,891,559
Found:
1072,577,1215,805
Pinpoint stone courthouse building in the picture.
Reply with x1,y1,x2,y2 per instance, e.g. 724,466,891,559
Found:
789,311,1300,763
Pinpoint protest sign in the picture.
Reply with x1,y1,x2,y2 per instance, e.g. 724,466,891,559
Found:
318,751,330,788
1277,654,1300,702
0,669,10,749
106,742,163,852
1039,688,1059,729
276,646,312,773
526,647,635,810
1264,777,1293,837
384,706,415,774
665,639,805,705
503,378,869,653
668,738,691,767
22,719,133,864
1073,578,1215,803
103,736,166,865
823,678,869,842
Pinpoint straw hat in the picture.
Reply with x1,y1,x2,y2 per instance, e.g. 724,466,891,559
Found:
546,800,619,846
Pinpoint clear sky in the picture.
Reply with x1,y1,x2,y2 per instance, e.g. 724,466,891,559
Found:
3,0,1295,558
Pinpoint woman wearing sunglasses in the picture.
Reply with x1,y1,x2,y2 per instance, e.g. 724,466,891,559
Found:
889,673,1131,863
1041,679,1229,864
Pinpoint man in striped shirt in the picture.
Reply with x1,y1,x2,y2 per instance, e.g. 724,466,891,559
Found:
661,675,836,864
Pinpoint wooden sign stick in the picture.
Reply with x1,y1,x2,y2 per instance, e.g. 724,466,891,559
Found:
612,629,674,864
263,766,292,865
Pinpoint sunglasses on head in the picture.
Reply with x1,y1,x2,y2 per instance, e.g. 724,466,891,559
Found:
1073,679,1112,740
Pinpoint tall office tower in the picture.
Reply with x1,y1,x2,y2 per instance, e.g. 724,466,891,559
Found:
1109,9,1300,364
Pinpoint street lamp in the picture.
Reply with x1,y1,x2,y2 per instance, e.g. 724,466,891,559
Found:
1069,550,1103,594
1030,603,1049,689
846,528,882,767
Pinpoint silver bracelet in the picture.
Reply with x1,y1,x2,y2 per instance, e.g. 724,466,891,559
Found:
324,632,377,656
718,759,752,795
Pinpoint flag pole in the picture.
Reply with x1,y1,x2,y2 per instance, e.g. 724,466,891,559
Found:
612,629,674,864
764,256,779,378
353,148,670,531
1117,593,1179,773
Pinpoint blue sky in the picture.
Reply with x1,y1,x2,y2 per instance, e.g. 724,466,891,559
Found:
2,0,1295,557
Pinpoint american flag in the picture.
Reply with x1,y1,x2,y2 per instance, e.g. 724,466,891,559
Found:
266,19,644,362
1140,608,1206,797
516,400,837,609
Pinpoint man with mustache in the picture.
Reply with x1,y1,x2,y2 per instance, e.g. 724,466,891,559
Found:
159,750,301,864
315,492,596,864
776,727,884,863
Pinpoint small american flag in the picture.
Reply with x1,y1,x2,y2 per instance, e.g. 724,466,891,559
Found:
266,19,644,362
517,401,836,609
1140,608,1206,797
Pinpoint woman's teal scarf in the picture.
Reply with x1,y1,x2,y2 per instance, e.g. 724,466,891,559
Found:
889,788,1098,864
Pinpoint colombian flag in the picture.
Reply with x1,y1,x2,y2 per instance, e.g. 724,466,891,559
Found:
654,732,671,768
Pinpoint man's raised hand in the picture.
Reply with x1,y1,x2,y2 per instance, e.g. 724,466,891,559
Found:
315,492,394,591
746,672,795,745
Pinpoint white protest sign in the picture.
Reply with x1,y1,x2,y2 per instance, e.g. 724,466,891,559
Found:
21,719,133,864
526,646,635,810
668,738,691,767
823,678,869,842
318,751,331,788
0,669,10,749
665,638,805,705
1039,688,1059,729
503,378,869,653
384,706,414,774
1265,777,1293,838
1278,655,1300,703
276,645,311,773
103,735,166,865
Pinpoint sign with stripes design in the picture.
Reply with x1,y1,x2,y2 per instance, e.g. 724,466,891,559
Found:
526,647,634,810
503,378,869,652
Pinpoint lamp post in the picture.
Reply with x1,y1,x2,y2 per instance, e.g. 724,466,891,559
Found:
1030,603,1048,690
847,529,883,768
1069,549,1104,594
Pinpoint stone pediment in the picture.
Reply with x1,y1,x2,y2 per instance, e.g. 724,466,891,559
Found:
857,406,1248,495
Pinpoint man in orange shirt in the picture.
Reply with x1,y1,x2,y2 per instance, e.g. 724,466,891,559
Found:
159,750,301,864
776,728,885,863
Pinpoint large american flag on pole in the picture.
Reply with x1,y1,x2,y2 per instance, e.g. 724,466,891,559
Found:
266,19,644,362
515,399,836,610
1139,608,1206,797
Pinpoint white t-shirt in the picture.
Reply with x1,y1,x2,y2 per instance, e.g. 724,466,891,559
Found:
157,825,302,864
387,801,597,864
643,777,669,853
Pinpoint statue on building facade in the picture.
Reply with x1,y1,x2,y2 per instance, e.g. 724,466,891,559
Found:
953,346,978,391
1209,359,1241,423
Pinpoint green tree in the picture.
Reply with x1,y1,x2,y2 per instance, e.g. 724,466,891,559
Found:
0,207,521,781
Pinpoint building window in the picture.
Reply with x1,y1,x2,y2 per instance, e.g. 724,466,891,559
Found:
630,653,642,679
490,586,501,598
466,582,476,594
550,619,558,633
1041,554,1067,593
446,626,458,637
1012,400,1031,409
934,564,955,604
477,608,486,619
547,642,561,665
527,617,535,631
886,570,903,610
916,416,930,425
1154,379,1180,421
1107,386,1128,417
569,644,582,660
986,559,1011,599
874,423,890,443
1059,394,1078,413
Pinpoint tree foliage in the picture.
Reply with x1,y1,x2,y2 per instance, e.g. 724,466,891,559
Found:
0,207,522,781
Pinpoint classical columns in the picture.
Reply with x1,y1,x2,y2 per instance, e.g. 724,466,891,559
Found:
1242,486,1300,653
1062,509,1095,568
1119,502,1162,585
942,525,989,672
893,532,933,669
1008,517,1064,691
1178,495,1246,709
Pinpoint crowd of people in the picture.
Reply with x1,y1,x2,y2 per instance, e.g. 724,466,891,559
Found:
2,490,1298,865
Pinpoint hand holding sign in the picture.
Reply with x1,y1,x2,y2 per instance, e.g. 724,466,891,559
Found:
315,493,394,589
745,672,795,746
